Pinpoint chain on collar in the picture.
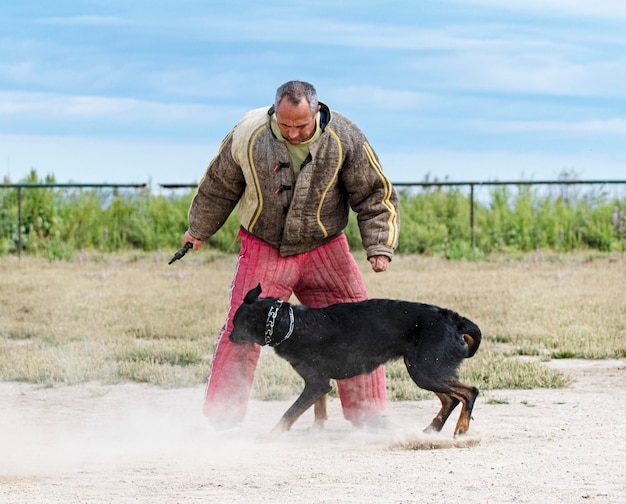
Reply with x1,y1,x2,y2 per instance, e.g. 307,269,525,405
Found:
264,300,295,346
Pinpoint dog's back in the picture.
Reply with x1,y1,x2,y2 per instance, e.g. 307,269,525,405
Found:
294,299,481,362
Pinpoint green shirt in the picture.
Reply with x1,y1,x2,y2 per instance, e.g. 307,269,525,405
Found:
270,112,321,178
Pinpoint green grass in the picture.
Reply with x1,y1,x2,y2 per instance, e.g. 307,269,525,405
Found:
1,252,624,400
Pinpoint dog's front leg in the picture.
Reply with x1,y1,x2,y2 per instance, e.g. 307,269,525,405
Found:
262,383,331,440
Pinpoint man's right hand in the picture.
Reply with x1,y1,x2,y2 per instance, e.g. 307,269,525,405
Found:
183,230,204,250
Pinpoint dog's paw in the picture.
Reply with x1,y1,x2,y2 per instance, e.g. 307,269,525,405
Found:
256,433,276,443
307,420,326,434
453,429,474,439
256,426,286,443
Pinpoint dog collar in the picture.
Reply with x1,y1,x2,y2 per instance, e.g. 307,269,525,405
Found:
264,300,295,346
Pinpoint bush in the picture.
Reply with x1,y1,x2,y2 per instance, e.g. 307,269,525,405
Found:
1,170,625,259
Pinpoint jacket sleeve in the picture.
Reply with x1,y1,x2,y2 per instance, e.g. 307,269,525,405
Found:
187,132,245,241
341,139,400,260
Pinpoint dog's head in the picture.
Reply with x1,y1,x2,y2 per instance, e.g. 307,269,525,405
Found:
229,283,281,346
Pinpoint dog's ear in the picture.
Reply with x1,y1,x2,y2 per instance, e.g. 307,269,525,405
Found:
243,283,262,304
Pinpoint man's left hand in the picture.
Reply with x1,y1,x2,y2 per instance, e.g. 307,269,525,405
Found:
369,255,390,273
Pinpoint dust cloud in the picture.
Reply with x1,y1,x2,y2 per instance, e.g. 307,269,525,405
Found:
2,361,625,504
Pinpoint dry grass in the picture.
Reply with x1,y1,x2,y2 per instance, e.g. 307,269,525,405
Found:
1,249,624,399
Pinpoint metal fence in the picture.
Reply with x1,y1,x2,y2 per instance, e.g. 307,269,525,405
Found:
396,179,626,248
160,179,626,248
2,179,625,255
1,183,147,256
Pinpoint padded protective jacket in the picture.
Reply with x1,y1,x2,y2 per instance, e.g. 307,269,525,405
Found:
187,102,399,258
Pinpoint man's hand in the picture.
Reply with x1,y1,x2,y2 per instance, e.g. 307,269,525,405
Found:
183,230,204,250
369,255,390,273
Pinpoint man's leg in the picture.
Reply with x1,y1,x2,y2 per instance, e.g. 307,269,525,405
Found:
295,235,387,425
202,231,296,427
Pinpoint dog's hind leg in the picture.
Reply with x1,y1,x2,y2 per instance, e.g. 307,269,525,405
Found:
424,392,460,434
311,394,329,432
404,356,479,437
424,382,478,436
447,381,479,437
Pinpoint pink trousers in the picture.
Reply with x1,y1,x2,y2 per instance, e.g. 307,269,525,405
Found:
202,230,386,426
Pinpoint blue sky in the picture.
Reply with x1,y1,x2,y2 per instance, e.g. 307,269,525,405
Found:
1,0,625,187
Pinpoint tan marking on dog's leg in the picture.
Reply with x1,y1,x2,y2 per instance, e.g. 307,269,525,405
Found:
311,394,328,431
452,393,470,436
424,392,459,433
452,385,479,437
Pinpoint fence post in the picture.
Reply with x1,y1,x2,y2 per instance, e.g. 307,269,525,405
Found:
3,182,147,258
470,184,475,249
17,186,23,257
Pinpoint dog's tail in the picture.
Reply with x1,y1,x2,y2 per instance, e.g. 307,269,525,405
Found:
461,319,482,358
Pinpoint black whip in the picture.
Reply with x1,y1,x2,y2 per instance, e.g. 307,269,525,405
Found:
168,242,193,265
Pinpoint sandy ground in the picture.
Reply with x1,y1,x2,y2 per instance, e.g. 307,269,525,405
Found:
1,359,625,504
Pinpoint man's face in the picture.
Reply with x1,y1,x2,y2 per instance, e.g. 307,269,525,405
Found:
275,97,319,144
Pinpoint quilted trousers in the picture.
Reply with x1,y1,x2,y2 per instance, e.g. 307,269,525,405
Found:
202,229,386,427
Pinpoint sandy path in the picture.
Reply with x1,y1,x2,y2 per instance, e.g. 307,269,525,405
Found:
1,359,625,504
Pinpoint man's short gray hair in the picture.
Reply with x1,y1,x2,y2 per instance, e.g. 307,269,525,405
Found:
274,81,318,115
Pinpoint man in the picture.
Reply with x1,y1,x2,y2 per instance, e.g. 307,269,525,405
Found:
182,80,400,429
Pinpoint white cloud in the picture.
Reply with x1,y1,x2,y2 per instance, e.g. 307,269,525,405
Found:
411,50,626,97
329,86,431,110
35,16,130,26
1,134,215,185
475,118,626,135
0,91,237,125
378,147,626,184
450,0,626,19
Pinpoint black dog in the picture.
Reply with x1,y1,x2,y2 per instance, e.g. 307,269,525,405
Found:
230,284,482,439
